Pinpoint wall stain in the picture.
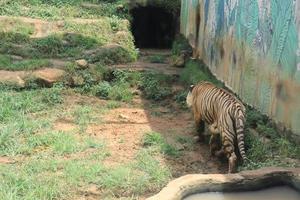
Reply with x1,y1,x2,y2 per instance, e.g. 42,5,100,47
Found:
181,0,300,135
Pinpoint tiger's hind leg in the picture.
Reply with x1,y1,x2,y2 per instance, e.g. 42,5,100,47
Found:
194,114,205,142
209,123,221,156
222,135,237,173
209,133,220,156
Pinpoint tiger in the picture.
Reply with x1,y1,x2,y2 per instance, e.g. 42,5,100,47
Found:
186,81,247,173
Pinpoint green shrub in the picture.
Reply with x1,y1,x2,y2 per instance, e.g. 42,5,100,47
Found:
40,83,64,106
149,55,165,63
174,90,188,108
0,32,30,44
92,81,112,99
139,72,172,101
143,132,164,147
0,18,34,36
180,60,223,87
87,44,137,64
31,35,64,57
172,34,192,56
246,107,268,128
108,82,133,102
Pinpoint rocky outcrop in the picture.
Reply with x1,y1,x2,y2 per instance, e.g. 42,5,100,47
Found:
146,167,300,200
0,68,66,88
32,68,66,86
0,70,28,88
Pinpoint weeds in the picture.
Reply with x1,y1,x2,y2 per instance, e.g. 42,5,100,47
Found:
0,0,130,20
240,107,300,170
174,90,188,108
143,132,181,157
0,54,51,71
172,34,192,56
180,59,224,87
148,55,166,63
72,105,94,133
108,82,133,102
139,72,172,101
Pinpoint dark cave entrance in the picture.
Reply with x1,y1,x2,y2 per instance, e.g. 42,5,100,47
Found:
130,6,178,49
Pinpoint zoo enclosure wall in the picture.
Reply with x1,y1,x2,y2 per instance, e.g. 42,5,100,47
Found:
180,0,300,139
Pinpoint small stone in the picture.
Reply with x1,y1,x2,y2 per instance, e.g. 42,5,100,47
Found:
132,89,141,95
75,59,89,69
118,114,129,120
56,21,65,28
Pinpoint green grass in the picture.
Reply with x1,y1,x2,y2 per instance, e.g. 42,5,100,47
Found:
0,134,171,199
148,55,166,63
0,11,137,64
143,132,181,158
0,55,51,71
72,105,95,133
0,18,34,36
0,86,64,156
239,107,300,171
180,59,224,87
0,0,130,20
172,34,192,56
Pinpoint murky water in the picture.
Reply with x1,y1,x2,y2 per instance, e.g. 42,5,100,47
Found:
184,186,300,200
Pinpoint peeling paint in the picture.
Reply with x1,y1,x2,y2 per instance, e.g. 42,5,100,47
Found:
181,0,300,136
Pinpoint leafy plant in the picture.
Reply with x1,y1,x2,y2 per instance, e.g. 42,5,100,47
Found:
139,72,172,101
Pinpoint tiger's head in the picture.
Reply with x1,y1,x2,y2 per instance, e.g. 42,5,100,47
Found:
186,85,195,108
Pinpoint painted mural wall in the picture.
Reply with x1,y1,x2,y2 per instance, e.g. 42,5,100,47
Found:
181,0,300,137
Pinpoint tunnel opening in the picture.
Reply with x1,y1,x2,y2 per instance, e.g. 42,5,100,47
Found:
130,6,178,49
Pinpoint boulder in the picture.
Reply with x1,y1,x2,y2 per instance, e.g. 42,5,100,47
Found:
0,70,27,88
32,68,66,86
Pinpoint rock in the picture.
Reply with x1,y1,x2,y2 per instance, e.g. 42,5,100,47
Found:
146,167,300,200
56,21,65,28
0,70,27,88
132,89,141,96
0,156,15,164
10,55,23,61
75,59,89,69
118,114,129,120
32,68,66,86
171,54,185,68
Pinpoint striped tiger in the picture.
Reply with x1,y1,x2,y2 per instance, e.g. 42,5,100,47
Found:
186,81,247,173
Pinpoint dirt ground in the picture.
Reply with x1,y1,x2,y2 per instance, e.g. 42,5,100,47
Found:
56,91,227,176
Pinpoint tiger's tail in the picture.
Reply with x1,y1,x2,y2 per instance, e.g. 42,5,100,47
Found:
235,108,247,161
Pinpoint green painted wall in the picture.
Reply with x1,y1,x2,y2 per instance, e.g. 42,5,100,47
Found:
181,0,300,137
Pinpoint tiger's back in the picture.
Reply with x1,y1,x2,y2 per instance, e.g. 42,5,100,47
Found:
187,81,246,173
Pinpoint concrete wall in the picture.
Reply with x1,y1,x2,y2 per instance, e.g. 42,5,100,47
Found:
181,0,300,137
